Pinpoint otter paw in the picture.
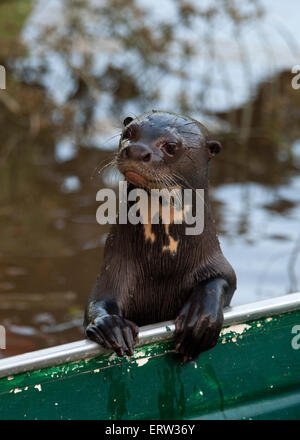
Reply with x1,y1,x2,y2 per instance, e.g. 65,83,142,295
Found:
85,315,139,357
174,304,223,362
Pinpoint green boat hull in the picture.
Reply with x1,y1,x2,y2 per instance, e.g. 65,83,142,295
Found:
0,307,300,420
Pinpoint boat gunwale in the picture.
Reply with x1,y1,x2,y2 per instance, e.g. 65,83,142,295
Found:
0,292,300,379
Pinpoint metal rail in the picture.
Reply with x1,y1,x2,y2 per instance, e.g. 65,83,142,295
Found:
0,292,300,379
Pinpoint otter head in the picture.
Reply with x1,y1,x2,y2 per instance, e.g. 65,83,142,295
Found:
117,110,222,190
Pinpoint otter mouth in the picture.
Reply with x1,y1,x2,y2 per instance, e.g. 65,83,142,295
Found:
118,162,177,190
118,162,155,189
123,169,149,187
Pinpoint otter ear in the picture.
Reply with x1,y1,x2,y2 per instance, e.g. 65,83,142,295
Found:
206,140,222,157
123,117,133,127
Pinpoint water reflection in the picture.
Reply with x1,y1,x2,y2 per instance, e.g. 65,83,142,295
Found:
0,0,299,356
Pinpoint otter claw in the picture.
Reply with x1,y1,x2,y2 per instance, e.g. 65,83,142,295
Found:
86,314,139,357
174,294,223,361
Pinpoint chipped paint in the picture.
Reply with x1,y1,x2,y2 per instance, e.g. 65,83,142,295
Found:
108,353,117,362
132,348,151,366
34,384,42,392
221,323,251,336
13,388,22,394
135,350,146,358
93,368,100,373
136,357,150,367
7,376,14,381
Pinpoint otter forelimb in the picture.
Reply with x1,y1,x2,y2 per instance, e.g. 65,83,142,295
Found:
84,278,139,357
174,277,229,362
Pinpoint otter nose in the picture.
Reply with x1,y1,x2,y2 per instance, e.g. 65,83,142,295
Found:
121,144,152,163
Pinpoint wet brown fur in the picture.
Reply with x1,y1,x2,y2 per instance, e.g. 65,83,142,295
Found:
85,111,236,324
84,110,236,360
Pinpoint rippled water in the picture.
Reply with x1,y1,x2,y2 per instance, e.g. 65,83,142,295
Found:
0,0,299,357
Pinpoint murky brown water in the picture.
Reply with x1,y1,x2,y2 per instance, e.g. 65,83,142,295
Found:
0,0,299,357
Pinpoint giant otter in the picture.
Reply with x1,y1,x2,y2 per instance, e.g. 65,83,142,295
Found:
84,111,236,362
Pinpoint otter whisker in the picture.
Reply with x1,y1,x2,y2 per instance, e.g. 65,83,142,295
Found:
180,121,197,127
172,171,209,210
184,150,199,171
91,155,117,181
102,132,122,144
179,131,201,136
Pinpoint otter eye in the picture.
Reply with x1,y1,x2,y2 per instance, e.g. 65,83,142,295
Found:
123,116,133,127
162,142,178,157
122,124,136,141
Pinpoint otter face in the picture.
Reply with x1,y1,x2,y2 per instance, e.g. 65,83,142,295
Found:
117,111,222,190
